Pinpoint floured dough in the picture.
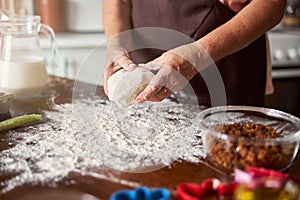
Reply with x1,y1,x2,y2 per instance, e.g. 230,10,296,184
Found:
107,67,155,107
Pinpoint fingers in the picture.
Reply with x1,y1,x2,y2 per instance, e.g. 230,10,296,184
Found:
135,84,159,103
116,55,137,71
148,87,172,102
142,60,162,72
135,84,171,103
135,58,172,103
103,54,137,96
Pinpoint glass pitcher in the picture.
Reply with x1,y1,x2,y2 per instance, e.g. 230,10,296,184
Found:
0,14,57,98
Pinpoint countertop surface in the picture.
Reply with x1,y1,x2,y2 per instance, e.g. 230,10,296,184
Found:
0,76,300,200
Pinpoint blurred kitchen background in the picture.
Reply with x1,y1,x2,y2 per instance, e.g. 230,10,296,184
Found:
0,0,106,86
0,0,300,117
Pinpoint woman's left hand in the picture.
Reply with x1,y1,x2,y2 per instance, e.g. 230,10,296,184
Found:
135,43,204,103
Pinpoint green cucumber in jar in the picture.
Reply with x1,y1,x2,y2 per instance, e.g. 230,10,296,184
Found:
0,114,43,132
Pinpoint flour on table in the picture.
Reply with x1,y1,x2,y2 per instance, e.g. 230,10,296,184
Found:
0,97,204,195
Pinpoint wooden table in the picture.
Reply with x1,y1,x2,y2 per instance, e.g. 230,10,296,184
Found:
1,76,300,200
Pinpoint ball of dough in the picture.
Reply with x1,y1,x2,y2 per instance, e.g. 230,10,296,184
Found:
107,67,155,107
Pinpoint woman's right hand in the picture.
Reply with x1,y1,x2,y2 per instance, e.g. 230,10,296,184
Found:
102,49,137,96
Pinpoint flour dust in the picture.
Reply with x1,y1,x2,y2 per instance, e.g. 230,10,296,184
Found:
0,97,204,195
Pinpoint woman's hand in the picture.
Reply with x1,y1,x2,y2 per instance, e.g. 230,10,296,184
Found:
102,48,137,96
135,43,208,103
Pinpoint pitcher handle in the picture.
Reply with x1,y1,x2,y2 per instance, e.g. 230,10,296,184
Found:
38,23,58,68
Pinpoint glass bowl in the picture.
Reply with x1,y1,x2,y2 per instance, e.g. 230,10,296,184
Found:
197,106,300,172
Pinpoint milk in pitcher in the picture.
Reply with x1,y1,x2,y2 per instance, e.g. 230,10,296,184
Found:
0,14,56,98
0,57,49,98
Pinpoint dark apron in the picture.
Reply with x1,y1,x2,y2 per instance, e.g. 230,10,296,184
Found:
130,0,266,107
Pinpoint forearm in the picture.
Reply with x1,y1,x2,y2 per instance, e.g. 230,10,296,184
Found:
197,0,287,61
102,0,132,38
102,0,137,95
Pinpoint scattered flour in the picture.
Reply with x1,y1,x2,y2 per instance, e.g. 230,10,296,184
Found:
0,97,204,195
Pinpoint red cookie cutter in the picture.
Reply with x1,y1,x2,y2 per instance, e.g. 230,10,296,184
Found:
177,179,237,200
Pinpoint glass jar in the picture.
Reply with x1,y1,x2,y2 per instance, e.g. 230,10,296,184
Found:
0,14,57,98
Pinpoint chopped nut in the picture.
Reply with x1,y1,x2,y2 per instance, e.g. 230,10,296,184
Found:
207,122,295,171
